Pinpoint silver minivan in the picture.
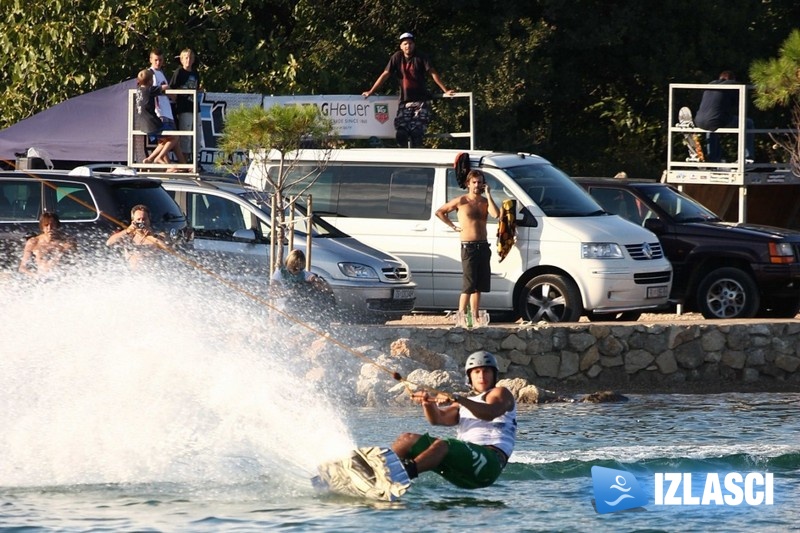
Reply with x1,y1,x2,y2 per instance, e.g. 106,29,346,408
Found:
161,177,416,322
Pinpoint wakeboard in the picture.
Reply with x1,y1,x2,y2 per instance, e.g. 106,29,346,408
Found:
312,446,411,501
677,106,705,162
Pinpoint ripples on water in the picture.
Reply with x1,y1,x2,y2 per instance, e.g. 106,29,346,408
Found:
0,267,798,531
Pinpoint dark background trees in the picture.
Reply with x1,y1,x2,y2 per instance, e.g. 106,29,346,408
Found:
2,0,799,176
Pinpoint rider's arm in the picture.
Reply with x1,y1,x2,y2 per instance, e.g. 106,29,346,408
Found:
412,391,459,426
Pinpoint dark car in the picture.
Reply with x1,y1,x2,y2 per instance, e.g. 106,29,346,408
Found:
0,166,189,270
576,177,800,319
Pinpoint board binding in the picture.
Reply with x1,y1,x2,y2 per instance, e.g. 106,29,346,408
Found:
313,446,411,501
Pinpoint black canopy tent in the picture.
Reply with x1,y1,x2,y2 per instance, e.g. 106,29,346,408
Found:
0,79,136,169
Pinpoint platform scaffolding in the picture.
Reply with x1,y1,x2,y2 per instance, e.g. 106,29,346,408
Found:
665,83,799,225
127,88,199,176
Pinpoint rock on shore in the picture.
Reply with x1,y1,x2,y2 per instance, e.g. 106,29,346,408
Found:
298,333,625,406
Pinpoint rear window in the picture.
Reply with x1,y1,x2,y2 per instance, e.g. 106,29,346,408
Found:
111,183,186,226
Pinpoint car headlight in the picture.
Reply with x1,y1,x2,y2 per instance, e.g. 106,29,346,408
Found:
581,243,624,259
339,262,379,279
769,242,796,264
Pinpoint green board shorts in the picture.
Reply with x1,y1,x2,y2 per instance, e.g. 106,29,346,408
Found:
409,433,505,489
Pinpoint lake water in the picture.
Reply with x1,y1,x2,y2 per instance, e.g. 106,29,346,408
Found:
1,273,798,531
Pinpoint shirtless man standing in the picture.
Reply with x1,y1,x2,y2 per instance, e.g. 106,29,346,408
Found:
435,170,499,323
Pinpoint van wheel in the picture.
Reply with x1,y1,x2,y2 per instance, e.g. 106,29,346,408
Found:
517,274,582,323
696,267,759,319
586,311,642,322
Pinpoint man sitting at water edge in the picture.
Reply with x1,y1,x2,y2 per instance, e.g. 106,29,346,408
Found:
391,351,516,488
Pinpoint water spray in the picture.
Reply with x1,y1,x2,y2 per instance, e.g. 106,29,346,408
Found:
7,164,446,400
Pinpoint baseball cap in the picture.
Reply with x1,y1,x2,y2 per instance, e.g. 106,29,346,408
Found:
398,32,415,42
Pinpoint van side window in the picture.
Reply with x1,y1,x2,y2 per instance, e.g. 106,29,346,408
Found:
444,169,513,213
284,164,434,220
337,166,433,220
298,168,338,214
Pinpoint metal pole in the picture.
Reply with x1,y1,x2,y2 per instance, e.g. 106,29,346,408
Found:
469,92,475,150
127,90,134,167
738,85,747,166
739,185,747,224
192,89,198,174
666,84,674,171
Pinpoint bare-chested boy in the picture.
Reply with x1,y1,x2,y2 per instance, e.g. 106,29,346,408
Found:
18,212,76,278
435,170,499,322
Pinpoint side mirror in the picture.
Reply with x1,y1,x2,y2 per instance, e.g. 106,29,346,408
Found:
517,206,538,228
232,228,257,242
644,218,666,235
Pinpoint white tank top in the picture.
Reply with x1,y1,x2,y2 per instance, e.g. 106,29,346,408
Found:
456,389,517,457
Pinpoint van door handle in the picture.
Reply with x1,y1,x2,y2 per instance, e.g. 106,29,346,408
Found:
412,224,428,231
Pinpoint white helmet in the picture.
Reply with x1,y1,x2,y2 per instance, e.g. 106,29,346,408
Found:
464,351,498,385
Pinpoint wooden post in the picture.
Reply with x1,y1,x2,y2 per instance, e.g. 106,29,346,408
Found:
288,195,295,252
270,193,277,274
306,195,313,269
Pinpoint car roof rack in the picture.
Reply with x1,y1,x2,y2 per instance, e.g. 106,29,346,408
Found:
68,164,138,177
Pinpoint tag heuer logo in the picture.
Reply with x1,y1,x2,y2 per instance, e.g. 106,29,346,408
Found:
374,104,389,124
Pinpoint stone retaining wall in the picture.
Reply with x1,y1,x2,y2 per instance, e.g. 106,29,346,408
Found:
341,321,800,393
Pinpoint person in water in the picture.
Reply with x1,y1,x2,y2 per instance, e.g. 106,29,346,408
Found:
391,350,517,488
270,249,333,319
18,212,77,278
106,204,169,270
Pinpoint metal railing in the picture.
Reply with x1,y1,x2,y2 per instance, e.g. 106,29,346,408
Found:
127,89,199,175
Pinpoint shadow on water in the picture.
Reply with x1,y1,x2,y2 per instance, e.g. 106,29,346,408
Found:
423,496,507,511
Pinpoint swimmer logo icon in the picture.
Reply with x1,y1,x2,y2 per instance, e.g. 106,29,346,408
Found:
592,466,648,514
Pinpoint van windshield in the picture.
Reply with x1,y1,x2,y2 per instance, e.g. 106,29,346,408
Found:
504,164,605,217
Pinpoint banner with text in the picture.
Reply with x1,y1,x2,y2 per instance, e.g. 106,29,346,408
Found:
263,95,399,139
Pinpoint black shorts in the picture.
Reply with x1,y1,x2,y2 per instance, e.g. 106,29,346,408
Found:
461,241,491,294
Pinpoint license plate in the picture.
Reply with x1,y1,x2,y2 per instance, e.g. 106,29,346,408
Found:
647,286,669,299
393,288,415,300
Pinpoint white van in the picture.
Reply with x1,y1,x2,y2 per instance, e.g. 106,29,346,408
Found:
246,149,672,322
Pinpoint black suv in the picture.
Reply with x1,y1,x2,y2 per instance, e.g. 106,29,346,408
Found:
576,177,800,319
0,166,189,270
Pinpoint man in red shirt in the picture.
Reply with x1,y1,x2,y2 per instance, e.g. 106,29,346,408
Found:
362,32,455,147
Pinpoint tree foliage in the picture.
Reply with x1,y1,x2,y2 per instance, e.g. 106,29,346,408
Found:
3,0,800,177
218,103,335,269
750,29,800,174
